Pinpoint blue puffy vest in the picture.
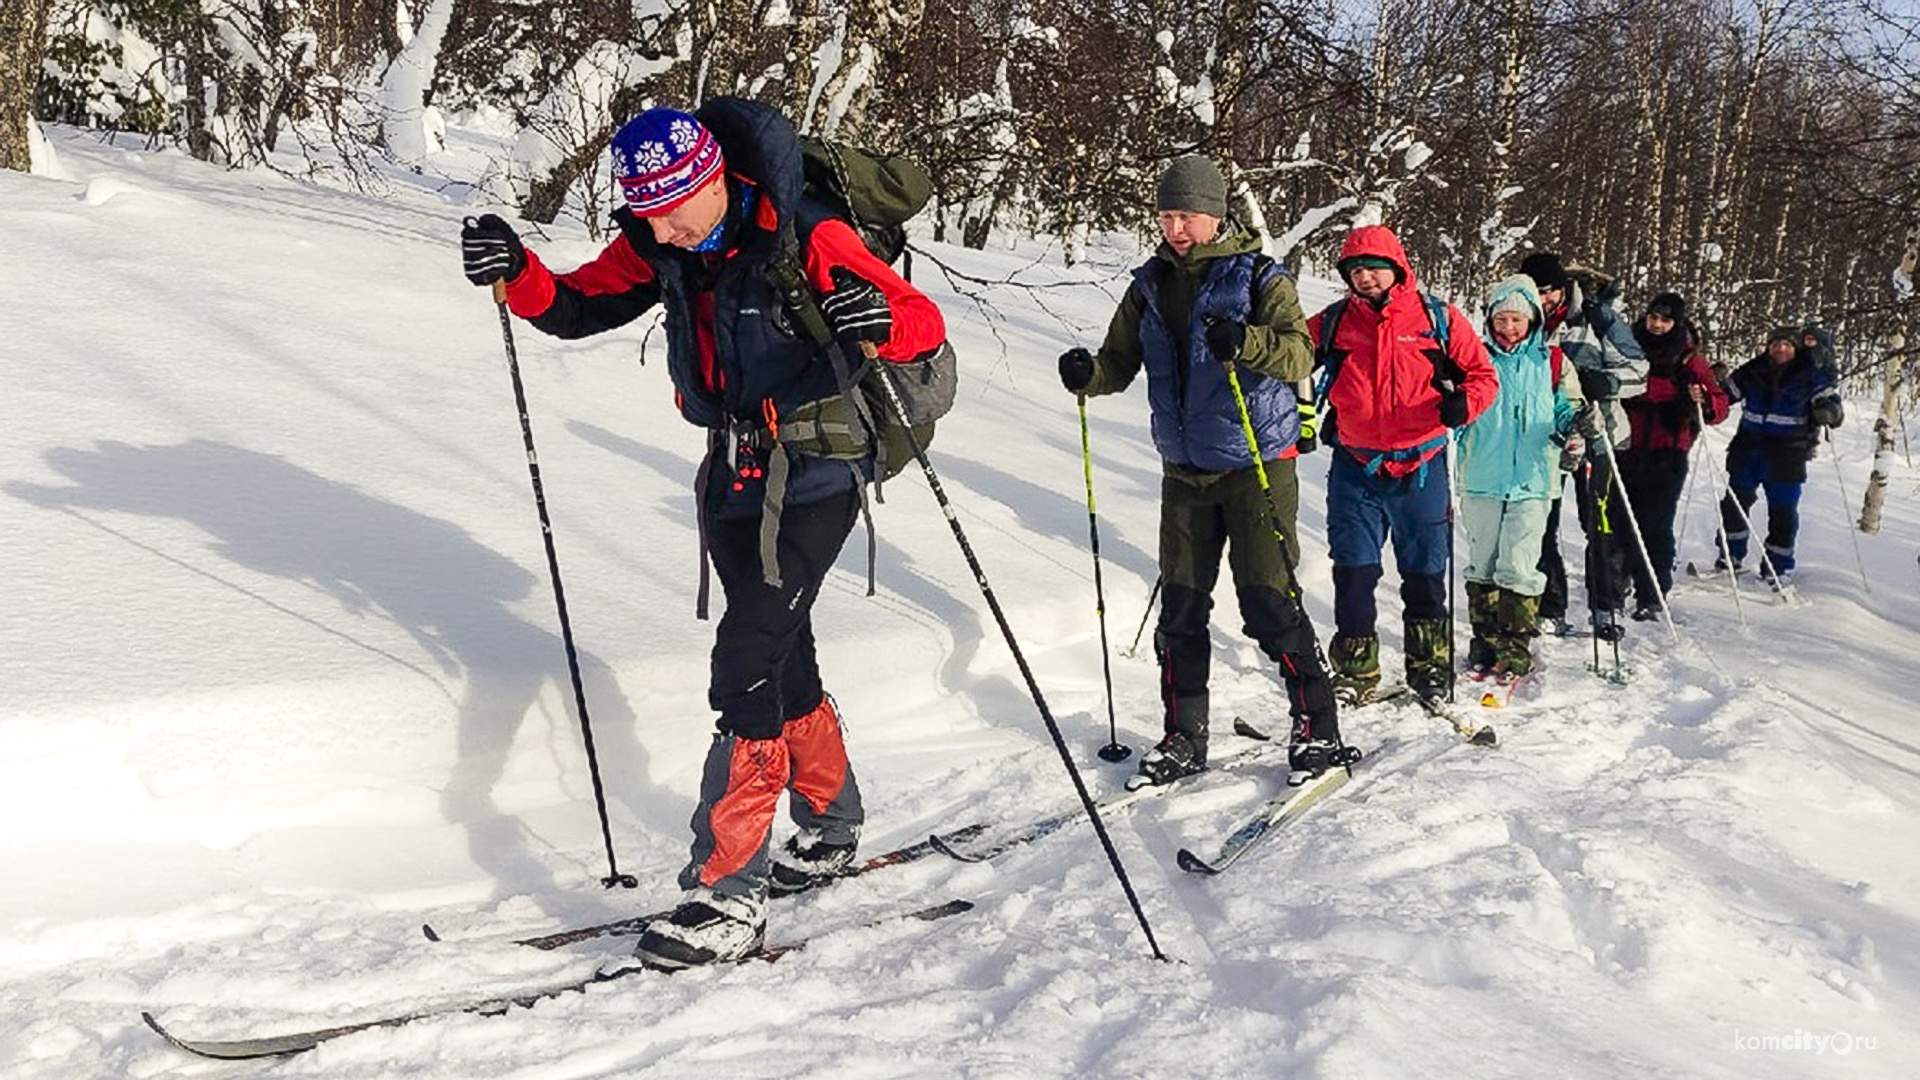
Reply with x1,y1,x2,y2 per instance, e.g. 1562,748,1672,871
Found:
1134,254,1299,472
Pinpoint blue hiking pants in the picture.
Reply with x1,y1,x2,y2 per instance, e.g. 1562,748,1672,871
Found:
1326,450,1451,636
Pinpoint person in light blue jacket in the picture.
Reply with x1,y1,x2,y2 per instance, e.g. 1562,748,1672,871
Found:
1457,276,1584,678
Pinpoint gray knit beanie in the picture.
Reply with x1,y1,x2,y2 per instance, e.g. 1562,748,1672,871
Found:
1156,155,1229,218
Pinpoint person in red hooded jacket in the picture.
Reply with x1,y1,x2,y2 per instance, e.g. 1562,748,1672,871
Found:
1306,225,1498,702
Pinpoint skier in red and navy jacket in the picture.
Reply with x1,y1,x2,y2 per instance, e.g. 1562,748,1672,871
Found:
460,99,946,970
1306,225,1498,703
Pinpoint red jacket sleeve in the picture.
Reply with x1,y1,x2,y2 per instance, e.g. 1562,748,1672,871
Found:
802,219,946,362
1447,304,1499,424
502,236,661,339
1688,352,1732,425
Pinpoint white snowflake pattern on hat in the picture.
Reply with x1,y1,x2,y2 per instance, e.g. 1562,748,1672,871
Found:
632,139,674,173
668,118,701,154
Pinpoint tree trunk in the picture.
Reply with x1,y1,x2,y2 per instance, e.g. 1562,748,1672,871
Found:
0,0,52,172
784,0,822,129
1860,223,1920,533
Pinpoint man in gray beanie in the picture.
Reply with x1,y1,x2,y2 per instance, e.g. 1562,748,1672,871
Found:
1157,154,1231,219
1056,154,1348,791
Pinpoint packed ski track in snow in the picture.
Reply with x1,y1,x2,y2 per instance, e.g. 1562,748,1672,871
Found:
4,127,1917,1078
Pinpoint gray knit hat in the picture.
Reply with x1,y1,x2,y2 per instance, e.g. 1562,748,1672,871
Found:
1156,155,1229,218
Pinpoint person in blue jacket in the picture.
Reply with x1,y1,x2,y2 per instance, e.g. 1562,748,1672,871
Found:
1058,154,1343,789
1714,327,1844,585
1456,276,1583,678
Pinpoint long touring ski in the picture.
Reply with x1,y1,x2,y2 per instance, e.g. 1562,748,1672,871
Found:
930,741,1289,863
1175,764,1353,875
430,826,988,950
1413,692,1498,745
145,899,972,1060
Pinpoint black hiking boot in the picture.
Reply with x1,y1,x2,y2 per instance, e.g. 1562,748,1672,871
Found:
769,828,860,897
1127,730,1206,790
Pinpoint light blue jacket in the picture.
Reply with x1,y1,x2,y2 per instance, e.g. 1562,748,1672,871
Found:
1458,277,1578,501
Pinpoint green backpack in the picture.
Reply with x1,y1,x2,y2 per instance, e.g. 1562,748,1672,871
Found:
764,138,955,482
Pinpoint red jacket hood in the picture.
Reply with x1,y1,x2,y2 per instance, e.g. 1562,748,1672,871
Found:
1338,224,1419,296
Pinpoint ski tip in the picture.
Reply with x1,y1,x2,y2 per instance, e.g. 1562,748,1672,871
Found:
421,923,441,942
915,899,976,919
1232,717,1272,741
1478,692,1501,709
1175,849,1220,876
928,833,987,863
1470,727,1498,747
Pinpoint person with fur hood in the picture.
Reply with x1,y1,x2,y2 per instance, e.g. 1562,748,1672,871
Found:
1619,292,1730,617
1455,276,1582,680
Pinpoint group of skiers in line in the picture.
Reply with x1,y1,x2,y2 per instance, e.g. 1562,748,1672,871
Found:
456,95,1844,971
1058,155,1846,797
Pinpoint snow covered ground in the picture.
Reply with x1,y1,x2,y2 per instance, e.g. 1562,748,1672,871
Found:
4,126,1917,1078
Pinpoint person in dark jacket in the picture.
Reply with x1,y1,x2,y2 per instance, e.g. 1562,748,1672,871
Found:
1713,326,1843,586
459,100,948,969
1619,292,1730,617
1801,324,1838,377
1519,252,1648,641
1059,154,1344,788
1308,225,1498,703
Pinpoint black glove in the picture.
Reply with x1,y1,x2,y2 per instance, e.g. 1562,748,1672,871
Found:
1438,388,1469,429
820,267,892,344
1577,366,1621,402
462,214,526,286
1296,399,1319,454
1059,347,1094,393
1811,398,1844,429
1204,319,1246,364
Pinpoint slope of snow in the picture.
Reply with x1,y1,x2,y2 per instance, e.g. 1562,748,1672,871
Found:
2,127,1916,1078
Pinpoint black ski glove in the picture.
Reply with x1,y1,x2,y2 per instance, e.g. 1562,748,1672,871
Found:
1204,319,1246,364
1811,398,1845,429
1059,347,1094,393
1577,366,1621,402
820,267,892,345
461,214,526,286
1438,388,1470,428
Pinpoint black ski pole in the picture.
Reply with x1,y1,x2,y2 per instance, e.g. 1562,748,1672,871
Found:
486,276,636,890
1123,576,1161,659
1079,396,1132,763
849,341,1165,961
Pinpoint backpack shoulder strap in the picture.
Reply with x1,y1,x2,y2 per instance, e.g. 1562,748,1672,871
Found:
1313,297,1350,404
1422,293,1449,347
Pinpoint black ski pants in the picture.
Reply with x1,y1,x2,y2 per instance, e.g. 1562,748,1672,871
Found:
1617,448,1690,602
705,488,859,740
1538,454,1631,618
1155,461,1336,744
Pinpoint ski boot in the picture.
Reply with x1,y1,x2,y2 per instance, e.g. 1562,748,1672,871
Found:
633,890,766,970
1286,717,1361,786
1127,730,1207,790
769,827,861,897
